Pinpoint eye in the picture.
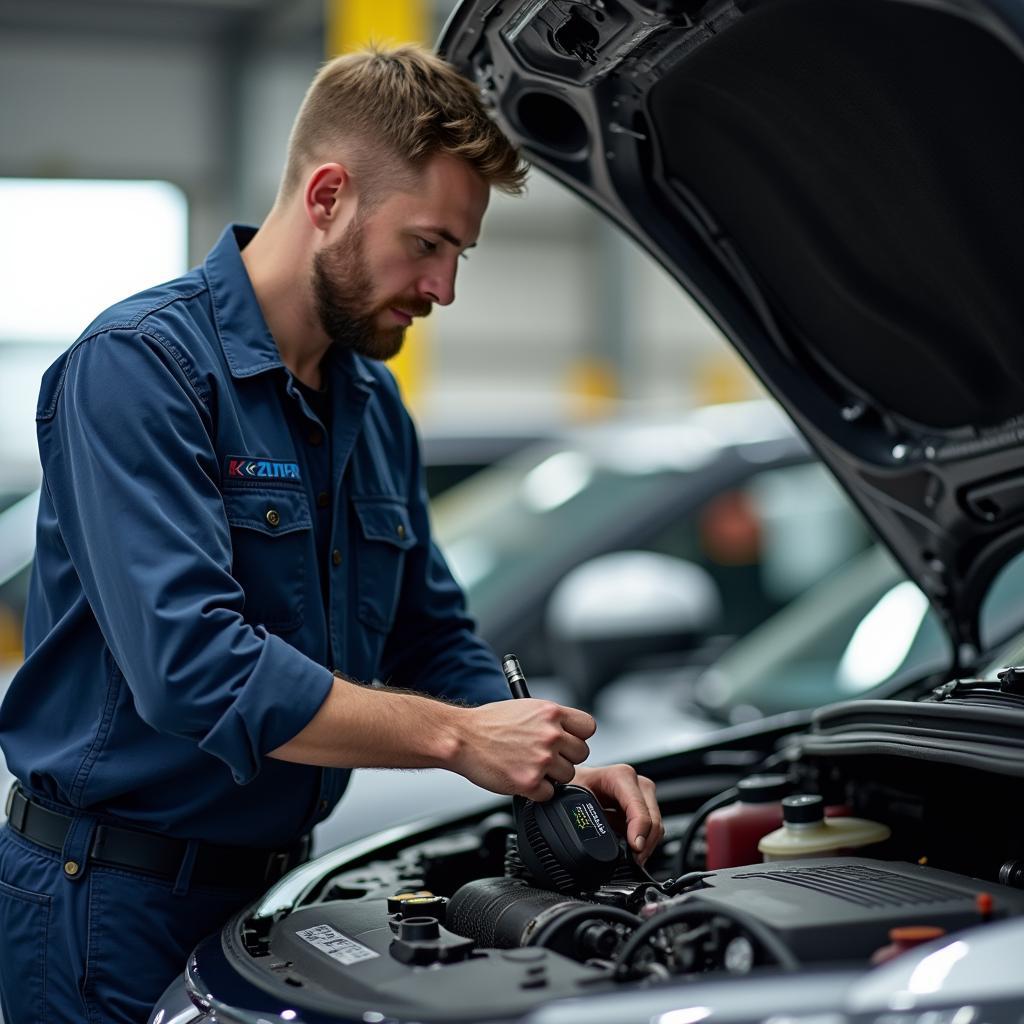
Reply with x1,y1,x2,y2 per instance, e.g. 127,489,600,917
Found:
459,250,472,262
415,237,437,254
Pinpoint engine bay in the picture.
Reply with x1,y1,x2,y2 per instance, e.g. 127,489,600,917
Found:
222,693,1024,1022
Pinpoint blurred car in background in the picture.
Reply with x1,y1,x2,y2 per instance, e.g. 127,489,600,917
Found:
432,399,874,707
597,538,1024,739
0,491,40,814
0,490,34,669
419,422,557,497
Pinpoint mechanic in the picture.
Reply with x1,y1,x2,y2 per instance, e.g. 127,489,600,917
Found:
0,44,663,1024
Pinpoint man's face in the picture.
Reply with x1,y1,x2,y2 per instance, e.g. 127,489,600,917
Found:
312,153,490,361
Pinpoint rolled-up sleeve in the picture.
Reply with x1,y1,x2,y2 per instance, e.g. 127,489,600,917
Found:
36,329,334,784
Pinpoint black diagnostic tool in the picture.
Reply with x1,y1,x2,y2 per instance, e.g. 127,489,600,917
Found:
502,654,622,893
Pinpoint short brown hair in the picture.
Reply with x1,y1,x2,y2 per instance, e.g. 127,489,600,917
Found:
279,43,528,204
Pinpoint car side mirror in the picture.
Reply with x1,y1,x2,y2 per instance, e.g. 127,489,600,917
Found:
544,551,723,708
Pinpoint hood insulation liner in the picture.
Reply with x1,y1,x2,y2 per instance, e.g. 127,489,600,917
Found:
650,0,1024,431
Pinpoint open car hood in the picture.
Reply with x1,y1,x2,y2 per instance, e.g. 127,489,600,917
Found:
439,0,1024,668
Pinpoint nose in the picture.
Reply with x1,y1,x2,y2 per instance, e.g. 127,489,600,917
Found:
419,257,458,307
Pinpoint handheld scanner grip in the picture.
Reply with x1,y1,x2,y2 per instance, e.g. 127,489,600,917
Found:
502,654,560,799
502,654,531,699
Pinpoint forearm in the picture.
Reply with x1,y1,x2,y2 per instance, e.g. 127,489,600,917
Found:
267,675,465,770
271,674,598,803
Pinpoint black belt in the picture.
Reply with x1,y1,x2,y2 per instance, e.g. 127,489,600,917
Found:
5,786,309,889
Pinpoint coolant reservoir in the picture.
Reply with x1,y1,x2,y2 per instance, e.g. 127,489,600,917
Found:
705,774,789,869
758,795,891,861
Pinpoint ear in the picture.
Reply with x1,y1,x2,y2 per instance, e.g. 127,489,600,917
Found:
303,163,355,231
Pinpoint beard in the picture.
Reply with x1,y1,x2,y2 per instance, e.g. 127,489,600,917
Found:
311,219,429,362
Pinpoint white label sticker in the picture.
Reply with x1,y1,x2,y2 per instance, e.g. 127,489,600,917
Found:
295,924,380,966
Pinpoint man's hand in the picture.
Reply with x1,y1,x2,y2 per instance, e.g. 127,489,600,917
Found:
573,764,663,866
269,679,595,794
452,698,596,802
269,679,661,863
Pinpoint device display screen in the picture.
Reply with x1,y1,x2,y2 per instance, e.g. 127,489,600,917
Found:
567,799,608,844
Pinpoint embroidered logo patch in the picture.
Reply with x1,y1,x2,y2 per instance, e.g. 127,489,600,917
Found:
226,456,301,481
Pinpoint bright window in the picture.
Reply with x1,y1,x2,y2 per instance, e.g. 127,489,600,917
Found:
0,178,188,484
0,178,188,343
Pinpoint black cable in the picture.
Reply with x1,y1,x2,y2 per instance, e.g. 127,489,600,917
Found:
673,752,796,875
618,841,708,899
675,787,738,875
662,871,712,897
613,897,800,978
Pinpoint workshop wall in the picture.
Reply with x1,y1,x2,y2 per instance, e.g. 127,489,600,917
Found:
0,1,758,447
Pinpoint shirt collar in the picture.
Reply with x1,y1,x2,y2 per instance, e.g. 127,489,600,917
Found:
204,224,284,378
203,223,378,392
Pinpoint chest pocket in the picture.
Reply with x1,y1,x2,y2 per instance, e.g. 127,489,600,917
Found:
223,486,312,633
353,498,417,634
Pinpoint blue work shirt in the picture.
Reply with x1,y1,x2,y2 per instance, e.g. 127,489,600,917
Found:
0,225,508,848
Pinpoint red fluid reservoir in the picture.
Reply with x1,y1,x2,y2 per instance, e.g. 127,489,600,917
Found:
705,774,789,870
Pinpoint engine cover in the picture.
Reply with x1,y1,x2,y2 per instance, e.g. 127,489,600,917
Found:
692,857,1024,962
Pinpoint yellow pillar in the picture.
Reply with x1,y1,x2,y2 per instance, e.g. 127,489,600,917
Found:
326,0,430,409
693,350,758,406
327,2,427,57
566,357,620,421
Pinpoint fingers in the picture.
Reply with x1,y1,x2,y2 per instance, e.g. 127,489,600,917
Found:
558,734,590,766
474,701,593,802
552,757,577,786
616,781,653,855
514,755,576,799
559,706,597,740
635,775,663,865
575,764,664,865
524,777,555,802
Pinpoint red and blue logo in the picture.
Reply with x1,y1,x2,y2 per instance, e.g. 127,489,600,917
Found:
226,456,301,481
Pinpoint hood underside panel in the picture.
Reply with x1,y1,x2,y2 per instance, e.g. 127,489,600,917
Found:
648,0,1024,431
441,0,1024,659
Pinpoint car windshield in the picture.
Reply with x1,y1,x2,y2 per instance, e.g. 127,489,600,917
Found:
697,543,1024,722
694,545,946,722
975,551,1024,678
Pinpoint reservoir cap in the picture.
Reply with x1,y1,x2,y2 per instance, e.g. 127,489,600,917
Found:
737,774,790,804
782,794,824,824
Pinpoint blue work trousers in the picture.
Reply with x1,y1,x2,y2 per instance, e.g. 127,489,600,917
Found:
0,823,264,1023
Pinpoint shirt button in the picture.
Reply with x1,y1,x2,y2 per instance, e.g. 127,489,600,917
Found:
332,549,342,567
265,508,281,528
317,491,329,509
308,428,323,447
396,523,406,539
